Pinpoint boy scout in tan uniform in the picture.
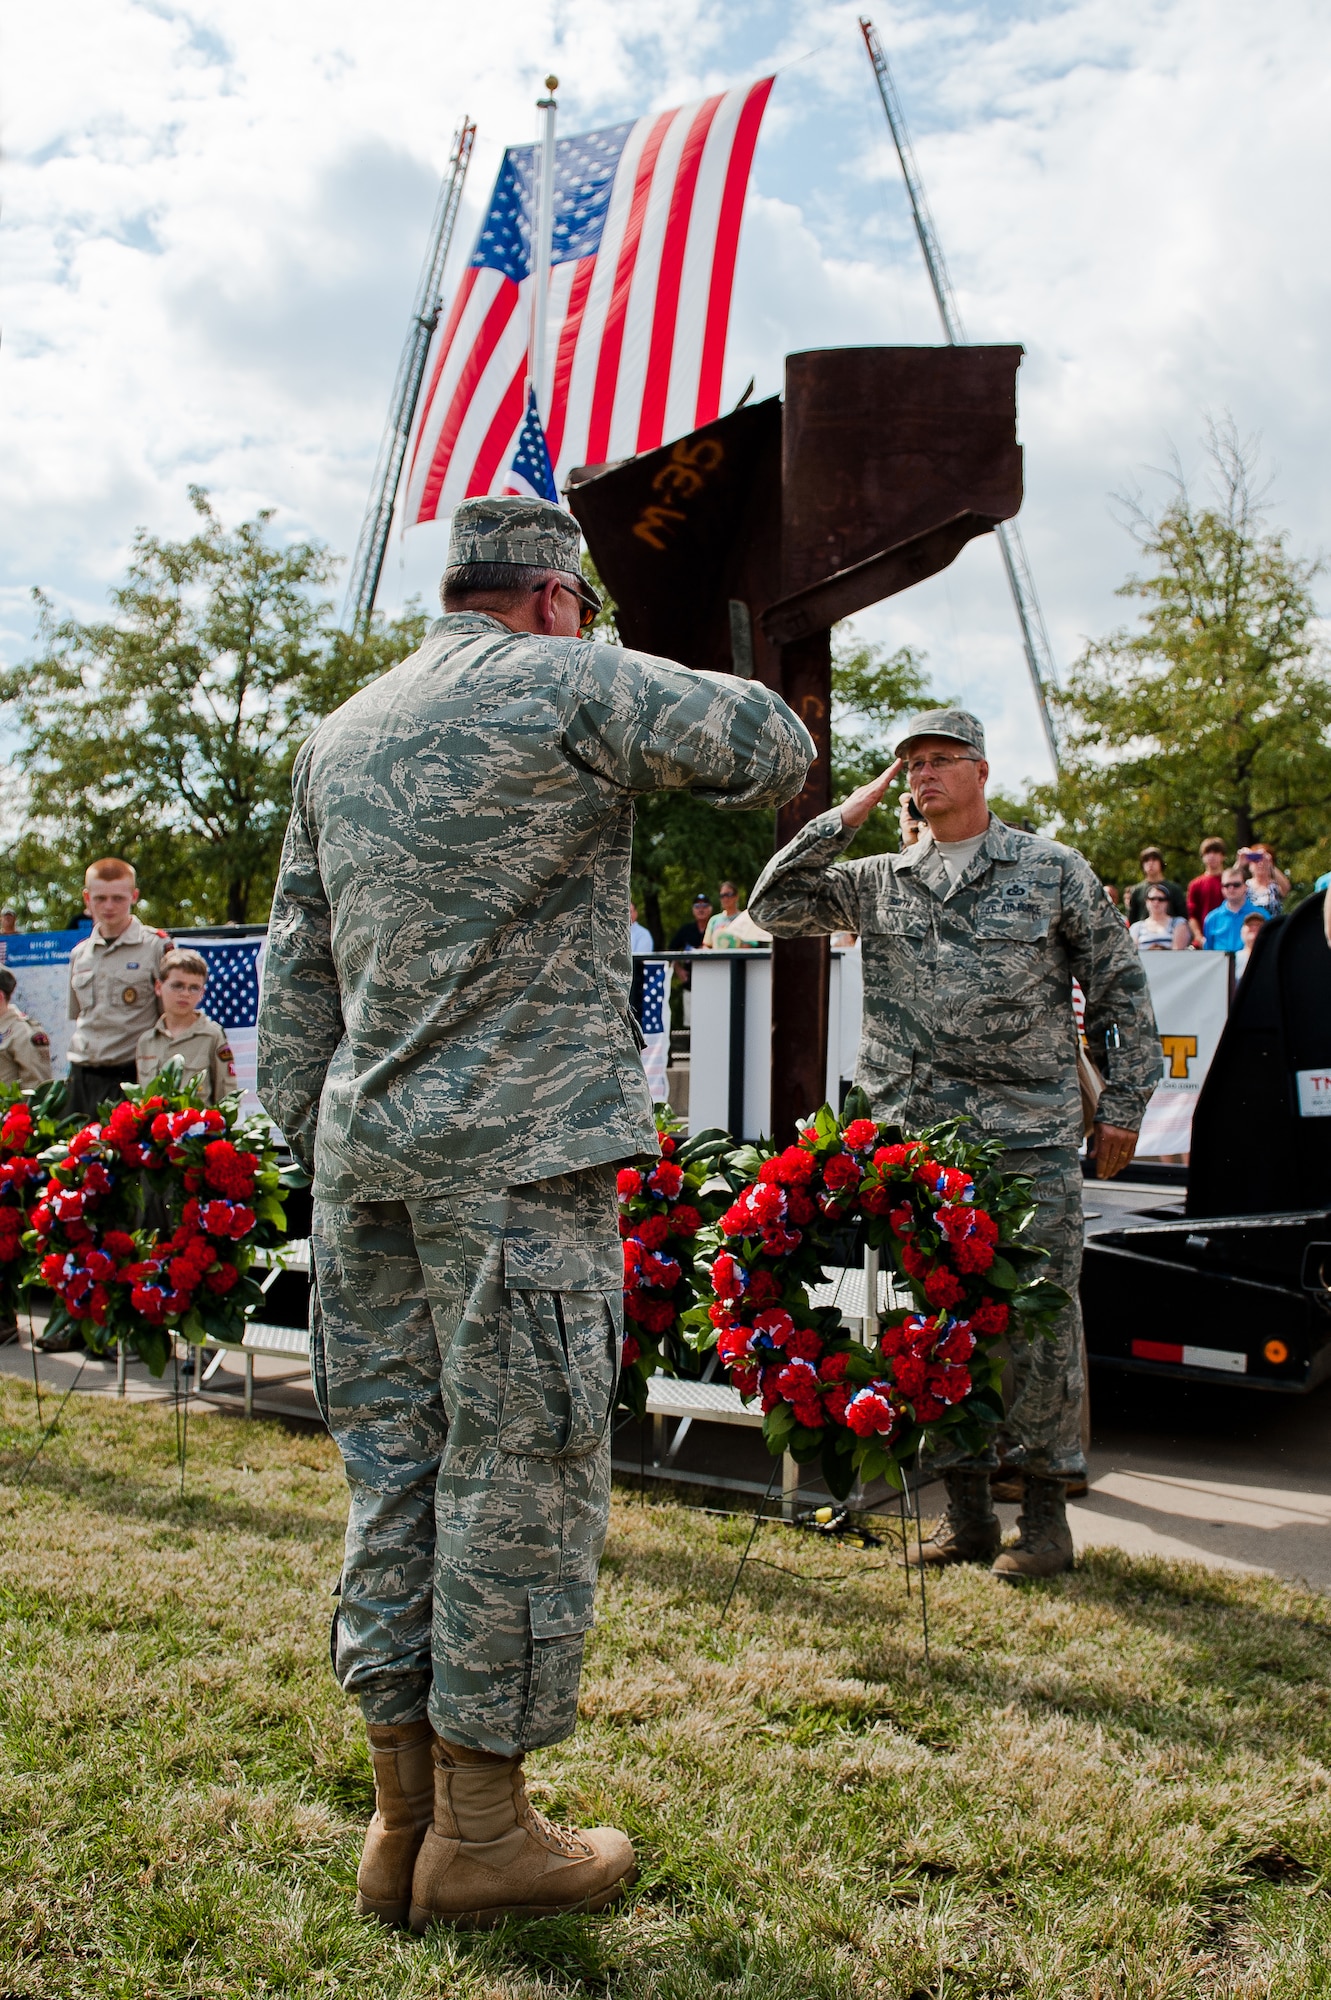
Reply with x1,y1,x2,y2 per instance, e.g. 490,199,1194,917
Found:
66,859,170,1122
0,969,52,1089
135,949,238,1102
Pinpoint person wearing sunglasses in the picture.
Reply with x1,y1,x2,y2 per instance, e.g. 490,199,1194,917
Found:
258,495,813,1933
749,706,1161,1586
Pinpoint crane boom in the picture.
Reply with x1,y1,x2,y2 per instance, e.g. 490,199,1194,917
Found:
341,117,476,638
858,19,1061,770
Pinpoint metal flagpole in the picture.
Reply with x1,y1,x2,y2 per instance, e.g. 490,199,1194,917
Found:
341,116,477,639
529,76,559,418
858,17,1062,773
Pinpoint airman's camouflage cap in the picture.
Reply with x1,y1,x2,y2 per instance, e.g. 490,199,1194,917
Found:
446,497,584,576
894,707,986,759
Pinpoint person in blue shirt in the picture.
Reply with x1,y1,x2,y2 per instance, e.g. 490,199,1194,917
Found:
1203,867,1262,950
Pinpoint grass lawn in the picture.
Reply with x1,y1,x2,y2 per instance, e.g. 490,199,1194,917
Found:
1,1378,1330,1998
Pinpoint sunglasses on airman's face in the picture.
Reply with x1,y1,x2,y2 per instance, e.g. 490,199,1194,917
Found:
534,575,601,633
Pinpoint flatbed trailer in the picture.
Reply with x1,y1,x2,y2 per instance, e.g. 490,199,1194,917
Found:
1080,891,1331,1391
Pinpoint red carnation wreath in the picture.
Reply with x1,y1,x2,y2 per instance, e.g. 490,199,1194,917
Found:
615,1109,728,1417
28,1076,288,1376
0,1088,59,1321
683,1102,1066,1497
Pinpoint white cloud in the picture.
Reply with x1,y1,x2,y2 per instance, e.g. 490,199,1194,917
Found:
4,0,1330,793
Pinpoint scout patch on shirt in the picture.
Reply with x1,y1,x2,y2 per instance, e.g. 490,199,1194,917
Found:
122,986,139,1005
31,1032,49,1047
219,1042,237,1074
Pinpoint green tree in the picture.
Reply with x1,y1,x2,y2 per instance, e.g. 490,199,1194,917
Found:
830,630,935,863
0,491,427,928
1028,426,1331,892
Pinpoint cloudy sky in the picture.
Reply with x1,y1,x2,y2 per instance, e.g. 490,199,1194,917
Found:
5,0,1329,786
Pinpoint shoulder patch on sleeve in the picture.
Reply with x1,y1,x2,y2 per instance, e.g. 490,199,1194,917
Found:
218,1044,234,1061
30,1032,49,1047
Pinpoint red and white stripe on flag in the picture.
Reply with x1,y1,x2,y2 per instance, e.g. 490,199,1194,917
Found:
403,77,774,525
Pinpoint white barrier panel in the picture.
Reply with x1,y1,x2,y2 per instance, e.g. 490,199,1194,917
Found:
1136,950,1231,1155
688,949,860,1139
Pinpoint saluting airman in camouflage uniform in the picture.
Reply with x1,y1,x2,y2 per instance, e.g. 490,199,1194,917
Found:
258,498,812,1931
749,708,1160,1580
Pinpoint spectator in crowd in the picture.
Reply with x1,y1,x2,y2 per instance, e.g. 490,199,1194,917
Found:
65,859,171,1122
1187,838,1228,945
135,949,238,1102
1203,868,1261,951
1127,847,1186,924
1129,887,1190,950
669,891,712,1025
0,912,18,935
628,900,654,954
1235,910,1268,977
702,881,741,943
1238,844,1287,914
0,967,51,1088
671,892,711,954
703,881,770,949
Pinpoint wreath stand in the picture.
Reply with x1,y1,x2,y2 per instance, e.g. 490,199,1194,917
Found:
715,1240,937,1660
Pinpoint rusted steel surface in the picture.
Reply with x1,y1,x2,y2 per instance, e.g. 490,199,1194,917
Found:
566,346,1026,1139
765,346,1023,643
566,400,782,686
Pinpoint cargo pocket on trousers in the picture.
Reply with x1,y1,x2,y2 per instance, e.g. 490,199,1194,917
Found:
519,1580,596,1745
497,1286,618,1461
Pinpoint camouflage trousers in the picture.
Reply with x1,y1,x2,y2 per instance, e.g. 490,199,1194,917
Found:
920,1146,1086,1478
989,1145,1087,1479
309,1165,621,1757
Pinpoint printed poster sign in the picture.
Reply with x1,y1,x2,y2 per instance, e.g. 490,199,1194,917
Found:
1295,1069,1331,1118
1136,950,1231,1155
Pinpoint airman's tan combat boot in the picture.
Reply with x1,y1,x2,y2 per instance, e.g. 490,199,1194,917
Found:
911,1466,1002,1565
355,1719,437,1926
991,1470,1075,1579
408,1739,636,1932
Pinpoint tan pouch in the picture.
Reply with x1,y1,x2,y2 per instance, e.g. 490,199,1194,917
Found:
1077,1047,1105,1138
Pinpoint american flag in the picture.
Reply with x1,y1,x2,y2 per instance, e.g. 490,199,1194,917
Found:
504,385,558,502
403,78,775,522
637,958,670,1103
193,939,264,1113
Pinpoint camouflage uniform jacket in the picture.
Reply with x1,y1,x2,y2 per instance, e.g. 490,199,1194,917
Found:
258,614,813,1200
749,810,1160,1147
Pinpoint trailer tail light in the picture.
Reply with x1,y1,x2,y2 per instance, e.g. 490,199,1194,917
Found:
1263,1339,1289,1364
1131,1339,1248,1374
